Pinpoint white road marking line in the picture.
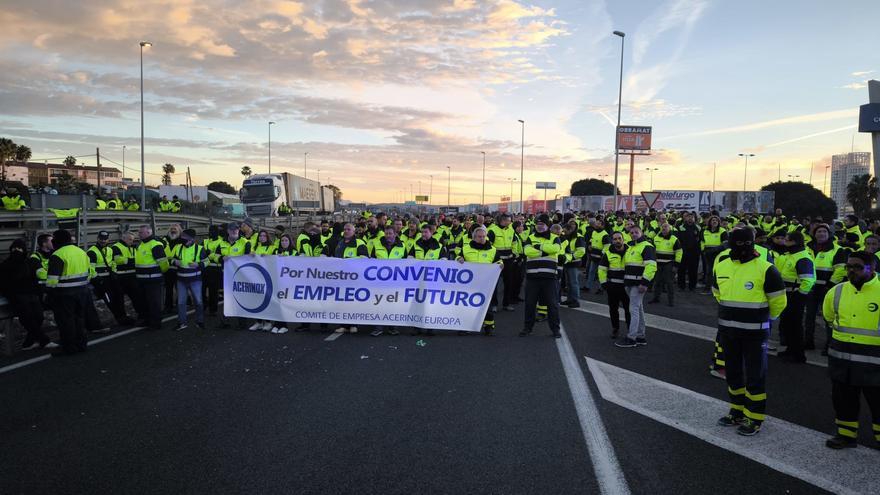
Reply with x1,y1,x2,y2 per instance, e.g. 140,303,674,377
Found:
586,357,880,495
569,301,827,367
324,332,344,342
0,312,185,375
556,323,631,495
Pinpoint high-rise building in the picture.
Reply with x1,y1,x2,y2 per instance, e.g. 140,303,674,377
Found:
829,152,871,214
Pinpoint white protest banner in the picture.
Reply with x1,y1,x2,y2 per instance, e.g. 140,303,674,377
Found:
223,256,501,332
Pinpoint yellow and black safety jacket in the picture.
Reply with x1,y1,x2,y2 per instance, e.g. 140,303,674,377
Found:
652,232,682,266
487,224,516,260
331,236,368,258
1,194,26,210
126,202,140,211
254,242,276,255
712,255,787,333
563,232,586,268
807,241,847,289
701,227,727,252
588,229,610,262
46,244,91,289
107,198,123,210
409,237,447,260
203,237,225,269
374,238,407,259
95,199,108,210
174,243,208,280
111,241,136,277
598,244,627,286
135,236,170,280
222,236,252,258
776,247,815,295
445,226,467,258
87,244,115,279
623,237,657,287
824,275,880,387
29,250,51,286
461,240,501,264
523,231,561,280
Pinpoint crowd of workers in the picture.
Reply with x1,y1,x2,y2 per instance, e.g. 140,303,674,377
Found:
0,187,187,213
1,205,878,448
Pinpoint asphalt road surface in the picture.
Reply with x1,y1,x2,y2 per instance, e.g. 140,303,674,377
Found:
2,288,879,494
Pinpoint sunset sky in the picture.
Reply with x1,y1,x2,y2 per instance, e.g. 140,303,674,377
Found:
1,0,877,204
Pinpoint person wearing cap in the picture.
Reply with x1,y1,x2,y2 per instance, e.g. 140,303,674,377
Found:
712,227,787,436
202,225,225,318
220,221,252,329
0,239,57,350
171,195,182,213
650,222,682,307
806,224,848,354
171,229,207,331
325,223,368,334
111,231,141,321
1,188,27,210
821,250,880,449
126,196,140,211
87,230,130,326
370,225,407,337
135,225,170,330
776,231,815,364
843,215,866,249
239,217,259,250
162,224,183,314
45,229,93,355
520,214,562,338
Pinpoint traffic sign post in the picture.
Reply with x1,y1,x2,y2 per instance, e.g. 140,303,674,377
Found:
859,80,880,205
641,191,661,209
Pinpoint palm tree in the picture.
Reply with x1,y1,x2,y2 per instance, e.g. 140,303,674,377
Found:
846,174,878,217
241,166,252,178
0,138,16,181
161,163,175,186
63,155,77,167
14,145,31,163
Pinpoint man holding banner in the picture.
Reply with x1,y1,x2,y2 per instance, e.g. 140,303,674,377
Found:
458,226,503,336
327,223,368,334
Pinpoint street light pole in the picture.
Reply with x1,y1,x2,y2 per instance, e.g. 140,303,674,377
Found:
122,145,126,200
712,162,717,193
303,152,309,178
481,151,486,209
447,166,451,210
645,167,659,190
429,175,433,205
517,120,524,213
139,41,151,211
612,30,626,209
738,153,755,192
268,121,275,173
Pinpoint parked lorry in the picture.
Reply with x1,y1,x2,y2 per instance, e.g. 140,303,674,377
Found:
240,173,321,217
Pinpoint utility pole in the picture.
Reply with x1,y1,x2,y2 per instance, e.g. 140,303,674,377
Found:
122,145,126,200
481,151,486,209
96,147,101,190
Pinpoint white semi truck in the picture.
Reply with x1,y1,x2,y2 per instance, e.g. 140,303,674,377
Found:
240,173,322,217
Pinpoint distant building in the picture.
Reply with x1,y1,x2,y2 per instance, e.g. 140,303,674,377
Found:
3,164,30,186
21,162,122,189
829,152,871,215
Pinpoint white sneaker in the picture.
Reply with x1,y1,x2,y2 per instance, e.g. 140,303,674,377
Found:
349,326,358,334
276,327,288,334
260,321,273,331
44,342,60,349
21,342,41,351
335,327,347,333
248,322,261,331
270,327,280,334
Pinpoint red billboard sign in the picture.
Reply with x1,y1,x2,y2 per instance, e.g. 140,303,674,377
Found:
617,126,652,153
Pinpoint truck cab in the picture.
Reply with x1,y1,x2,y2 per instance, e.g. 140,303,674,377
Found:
240,174,284,217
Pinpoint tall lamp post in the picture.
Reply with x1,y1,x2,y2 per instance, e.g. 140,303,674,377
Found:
139,41,151,211
429,175,433,205
612,30,626,209
738,153,755,192
303,152,309,178
481,151,486,209
447,166,451,210
645,167,659,190
787,174,800,182
268,121,275,173
122,145,126,200
517,119,524,213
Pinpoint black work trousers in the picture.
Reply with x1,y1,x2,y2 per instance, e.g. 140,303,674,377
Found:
92,276,127,324
117,275,141,320
719,329,768,424
501,258,519,306
11,293,49,347
203,267,222,315
678,249,699,290
652,262,675,304
831,381,880,441
804,285,829,346
163,270,177,311
780,291,807,359
605,284,631,331
524,277,560,333
52,288,89,354
139,279,164,330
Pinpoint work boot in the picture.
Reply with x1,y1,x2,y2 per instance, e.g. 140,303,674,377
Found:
825,435,857,450
519,328,532,337
736,419,762,436
716,414,745,427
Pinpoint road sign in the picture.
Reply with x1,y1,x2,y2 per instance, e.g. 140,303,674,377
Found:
415,195,429,202
501,195,511,202
641,191,661,208
404,200,416,205
617,126,652,154
536,182,557,190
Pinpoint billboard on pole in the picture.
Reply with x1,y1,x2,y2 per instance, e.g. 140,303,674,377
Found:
535,182,557,190
617,126,652,154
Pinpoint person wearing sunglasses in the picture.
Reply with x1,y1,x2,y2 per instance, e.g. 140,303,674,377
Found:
822,251,880,450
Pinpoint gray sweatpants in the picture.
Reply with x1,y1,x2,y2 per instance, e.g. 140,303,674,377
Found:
626,285,646,340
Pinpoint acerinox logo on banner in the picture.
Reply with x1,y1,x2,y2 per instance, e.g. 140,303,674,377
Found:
231,263,273,313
